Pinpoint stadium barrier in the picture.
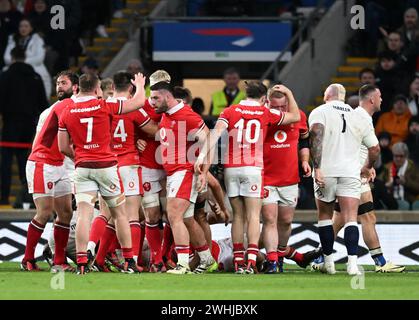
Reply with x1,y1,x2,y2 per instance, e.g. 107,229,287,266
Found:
1,209,419,265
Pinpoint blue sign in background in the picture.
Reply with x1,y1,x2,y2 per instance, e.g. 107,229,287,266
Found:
153,22,292,52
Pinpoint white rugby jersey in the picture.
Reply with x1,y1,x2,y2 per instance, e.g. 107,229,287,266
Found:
354,106,374,166
308,100,378,178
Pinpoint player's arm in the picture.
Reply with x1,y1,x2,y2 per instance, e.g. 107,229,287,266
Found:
195,120,227,175
309,123,325,186
207,172,230,226
195,125,212,192
120,73,147,114
272,85,301,125
299,134,311,177
140,119,159,137
58,130,75,159
361,125,380,181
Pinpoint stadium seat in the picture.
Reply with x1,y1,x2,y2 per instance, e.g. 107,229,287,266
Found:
397,199,411,211
411,200,419,211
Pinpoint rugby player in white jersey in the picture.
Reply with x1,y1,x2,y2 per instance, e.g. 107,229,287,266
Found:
312,84,405,273
308,84,380,275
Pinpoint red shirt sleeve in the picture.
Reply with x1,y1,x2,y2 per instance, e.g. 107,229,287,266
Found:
105,99,123,115
299,111,309,137
58,109,68,131
186,111,205,134
268,108,285,126
218,107,231,127
134,108,151,128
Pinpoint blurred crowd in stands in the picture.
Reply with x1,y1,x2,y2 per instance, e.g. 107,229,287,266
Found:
0,0,127,95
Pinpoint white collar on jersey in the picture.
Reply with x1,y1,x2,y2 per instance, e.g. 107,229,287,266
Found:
239,100,261,107
167,101,184,115
72,95,97,103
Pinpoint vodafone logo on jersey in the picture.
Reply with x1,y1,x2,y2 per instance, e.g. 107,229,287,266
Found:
251,184,258,191
129,182,135,189
274,130,287,143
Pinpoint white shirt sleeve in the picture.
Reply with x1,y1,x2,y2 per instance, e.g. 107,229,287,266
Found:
308,107,325,127
362,122,379,148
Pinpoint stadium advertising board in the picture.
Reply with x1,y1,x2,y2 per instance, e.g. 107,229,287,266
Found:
152,22,292,61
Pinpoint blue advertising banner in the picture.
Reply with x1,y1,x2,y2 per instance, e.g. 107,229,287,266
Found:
153,22,292,61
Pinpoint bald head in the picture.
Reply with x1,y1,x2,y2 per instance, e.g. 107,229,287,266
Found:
324,83,346,102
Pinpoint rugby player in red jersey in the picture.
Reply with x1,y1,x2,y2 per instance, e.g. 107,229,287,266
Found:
58,72,147,274
22,71,79,272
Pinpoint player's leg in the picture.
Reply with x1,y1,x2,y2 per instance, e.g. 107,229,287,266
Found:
358,191,405,272
224,167,247,272
194,192,212,248
87,195,110,256
74,191,97,274
261,188,279,273
244,197,262,273
22,161,56,271
143,196,164,270
184,212,217,274
97,166,138,273
241,167,263,274
336,177,362,275
229,196,246,272
314,177,338,274
52,193,74,271
166,197,192,272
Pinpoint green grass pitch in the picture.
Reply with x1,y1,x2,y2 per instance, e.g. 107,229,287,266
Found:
0,263,418,300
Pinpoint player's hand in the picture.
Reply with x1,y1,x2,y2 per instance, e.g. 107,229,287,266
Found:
208,200,230,226
370,167,376,182
361,166,374,182
314,168,325,188
132,72,146,88
302,160,312,177
136,139,147,152
196,173,207,193
272,84,291,96
194,155,205,174
221,208,230,226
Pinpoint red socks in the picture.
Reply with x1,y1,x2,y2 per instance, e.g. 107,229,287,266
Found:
137,222,146,265
24,219,45,261
95,224,116,266
89,215,108,245
277,246,304,264
161,223,173,260
266,251,278,262
233,243,245,266
146,222,163,264
247,244,259,267
53,222,70,265
130,220,141,258
76,252,88,265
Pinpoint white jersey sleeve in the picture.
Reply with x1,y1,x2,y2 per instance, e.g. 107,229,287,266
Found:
308,105,326,127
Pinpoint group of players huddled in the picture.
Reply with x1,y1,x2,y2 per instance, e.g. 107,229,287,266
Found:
20,67,405,275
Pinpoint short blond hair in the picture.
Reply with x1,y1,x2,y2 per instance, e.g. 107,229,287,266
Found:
149,70,171,87
325,83,346,101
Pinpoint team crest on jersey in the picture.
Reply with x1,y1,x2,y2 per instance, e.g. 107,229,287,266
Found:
251,184,258,191
47,182,53,190
263,188,269,198
129,182,135,189
143,182,151,192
